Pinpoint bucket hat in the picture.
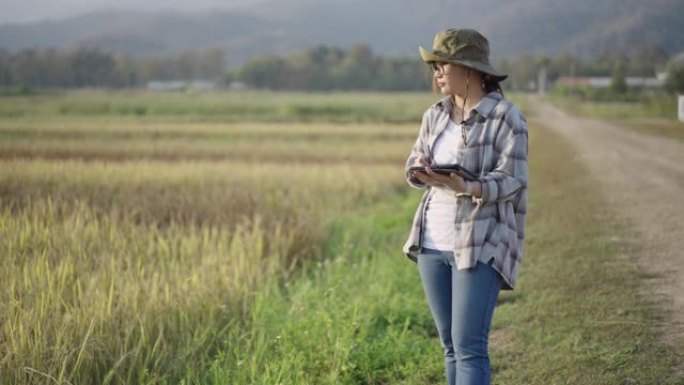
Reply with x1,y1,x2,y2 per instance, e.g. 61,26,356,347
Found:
419,28,507,81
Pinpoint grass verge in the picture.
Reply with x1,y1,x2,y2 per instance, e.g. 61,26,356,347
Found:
197,120,680,384
616,120,684,143
547,92,678,120
547,93,684,143
491,121,679,384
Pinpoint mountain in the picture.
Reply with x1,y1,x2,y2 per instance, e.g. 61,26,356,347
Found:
0,0,682,67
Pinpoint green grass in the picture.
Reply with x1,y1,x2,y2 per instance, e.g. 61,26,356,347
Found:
0,89,438,123
0,131,413,163
490,120,678,384
0,167,405,385
195,190,444,385
0,90,679,384
176,118,678,384
548,92,684,143
0,89,526,123
617,120,684,143
0,92,424,163
547,90,678,120
0,94,414,384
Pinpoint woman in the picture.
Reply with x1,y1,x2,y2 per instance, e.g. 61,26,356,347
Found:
403,28,528,385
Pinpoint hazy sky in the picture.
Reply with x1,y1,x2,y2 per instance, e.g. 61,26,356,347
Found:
0,0,267,24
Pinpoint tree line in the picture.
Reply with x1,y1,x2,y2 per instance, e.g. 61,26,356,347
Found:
0,44,431,91
230,44,430,91
1,43,682,93
0,48,225,89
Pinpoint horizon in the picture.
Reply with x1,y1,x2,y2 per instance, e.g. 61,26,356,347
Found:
0,0,269,25
1,0,681,70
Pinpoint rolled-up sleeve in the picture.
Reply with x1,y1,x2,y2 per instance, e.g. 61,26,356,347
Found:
474,113,528,205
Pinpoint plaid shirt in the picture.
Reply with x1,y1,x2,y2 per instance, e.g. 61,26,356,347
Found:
403,91,528,290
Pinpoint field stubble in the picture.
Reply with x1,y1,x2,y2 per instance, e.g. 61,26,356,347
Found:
0,91,418,384
1,90,676,384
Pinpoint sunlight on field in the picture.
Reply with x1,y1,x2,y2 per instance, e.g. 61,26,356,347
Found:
0,90,437,122
3,90,674,385
0,91,423,384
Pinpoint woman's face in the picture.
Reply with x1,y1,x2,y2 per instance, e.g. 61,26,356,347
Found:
431,62,470,96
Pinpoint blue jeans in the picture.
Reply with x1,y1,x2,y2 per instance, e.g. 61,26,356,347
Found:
417,247,501,385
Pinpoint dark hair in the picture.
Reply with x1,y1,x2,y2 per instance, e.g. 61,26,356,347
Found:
426,64,505,97
482,74,504,97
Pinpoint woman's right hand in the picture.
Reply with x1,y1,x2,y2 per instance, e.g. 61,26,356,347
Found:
409,155,431,176
411,155,442,187
415,155,431,168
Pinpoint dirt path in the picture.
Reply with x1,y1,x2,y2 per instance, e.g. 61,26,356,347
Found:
530,96,684,370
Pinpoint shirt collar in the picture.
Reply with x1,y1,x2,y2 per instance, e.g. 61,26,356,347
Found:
435,91,502,121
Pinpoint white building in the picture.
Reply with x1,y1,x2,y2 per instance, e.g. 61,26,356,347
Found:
146,80,218,91
555,76,663,88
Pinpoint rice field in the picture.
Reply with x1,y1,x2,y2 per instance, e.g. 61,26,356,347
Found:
0,90,425,384
1,90,677,385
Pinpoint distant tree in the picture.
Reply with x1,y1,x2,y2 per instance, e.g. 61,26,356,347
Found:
229,43,433,91
549,53,576,80
285,50,319,89
0,50,11,86
504,54,548,90
628,43,670,76
346,44,373,67
610,60,627,94
69,48,117,87
239,55,287,89
113,53,137,87
10,49,39,86
580,51,615,77
178,51,198,79
664,62,684,94
198,48,225,79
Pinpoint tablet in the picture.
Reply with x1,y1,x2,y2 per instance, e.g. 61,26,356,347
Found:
408,164,477,181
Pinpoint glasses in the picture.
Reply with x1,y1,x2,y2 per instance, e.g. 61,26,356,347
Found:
430,62,447,76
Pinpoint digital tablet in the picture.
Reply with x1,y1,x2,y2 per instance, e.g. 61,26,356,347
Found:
408,164,477,181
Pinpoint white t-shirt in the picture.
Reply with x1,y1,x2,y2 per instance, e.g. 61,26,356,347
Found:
422,119,464,251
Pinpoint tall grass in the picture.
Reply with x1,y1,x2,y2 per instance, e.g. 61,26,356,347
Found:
166,119,677,384
0,155,408,384
2,89,675,384
2,200,288,384
548,89,680,120
0,137,412,163
1,160,401,224
0,117,417,163
0,90,437,122
0,90,426,384
547,89,684,142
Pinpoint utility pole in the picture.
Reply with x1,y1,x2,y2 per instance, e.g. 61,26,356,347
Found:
537,65,547,96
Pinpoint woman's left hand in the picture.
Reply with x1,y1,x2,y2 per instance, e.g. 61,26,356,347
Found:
413,167,468,193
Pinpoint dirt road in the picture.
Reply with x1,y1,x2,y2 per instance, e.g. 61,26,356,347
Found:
530,96,684,369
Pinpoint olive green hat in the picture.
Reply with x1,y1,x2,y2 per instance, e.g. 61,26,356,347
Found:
419,28,507,81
